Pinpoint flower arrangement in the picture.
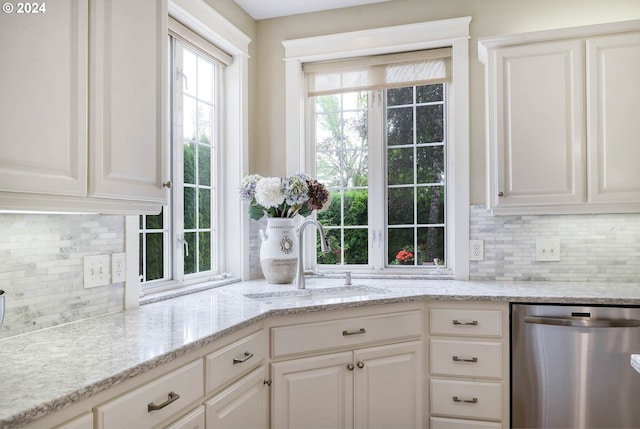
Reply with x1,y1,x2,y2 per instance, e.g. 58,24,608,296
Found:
394,249,415,265
239,173,330,221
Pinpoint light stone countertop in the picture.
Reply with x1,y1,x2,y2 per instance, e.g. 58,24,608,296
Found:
2,278,640,428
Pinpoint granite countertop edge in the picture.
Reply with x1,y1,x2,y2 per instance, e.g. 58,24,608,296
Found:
2,278,640,428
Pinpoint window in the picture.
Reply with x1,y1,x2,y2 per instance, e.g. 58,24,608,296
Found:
139,21,228,291
310,82,447,271
284,17,471,278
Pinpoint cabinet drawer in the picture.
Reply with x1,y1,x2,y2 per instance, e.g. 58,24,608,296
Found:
205,330,265,393
430,339,502,378
430,309,502,337
271,310,422,357
430,416,502,429
96,360,204,429
430,379,502,420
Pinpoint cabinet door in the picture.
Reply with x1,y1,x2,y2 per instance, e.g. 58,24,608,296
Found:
165,407,205,429
491,40,585,208
353,341,423,429
205,367,268,429
89,0,167,203
271,352,354,429
587,32,640,205
0,0,88,196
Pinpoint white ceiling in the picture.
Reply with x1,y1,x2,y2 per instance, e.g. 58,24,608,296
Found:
232,0,392,20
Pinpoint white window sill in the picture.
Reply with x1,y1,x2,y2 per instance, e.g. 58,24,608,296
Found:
140,277,241,305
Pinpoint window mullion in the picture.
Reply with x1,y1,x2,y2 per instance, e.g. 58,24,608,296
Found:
368,90,385,270
172,38,186,283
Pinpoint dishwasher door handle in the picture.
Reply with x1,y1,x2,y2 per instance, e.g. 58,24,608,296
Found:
524,316,640,328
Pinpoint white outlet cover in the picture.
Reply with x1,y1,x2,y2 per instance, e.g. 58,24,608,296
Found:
112,252,126,283
469,240,484,261
536,239,560,261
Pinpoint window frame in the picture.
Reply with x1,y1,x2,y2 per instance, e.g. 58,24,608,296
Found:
283,18,471,279
124,1,250,307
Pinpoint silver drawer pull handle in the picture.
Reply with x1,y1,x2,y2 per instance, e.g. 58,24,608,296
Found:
233,351,254,364
343,328,366,336
452,320,478,326
148,391,180,412
452,356,478,363
453,396,478,404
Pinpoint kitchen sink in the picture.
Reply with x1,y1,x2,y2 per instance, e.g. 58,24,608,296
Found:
244,285,390,305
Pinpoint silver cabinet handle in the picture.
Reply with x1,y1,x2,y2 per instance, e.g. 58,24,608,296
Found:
452,356,478,363
347,363,355,371
148,391,180,412
343,328,366,336
453,396,478,404
357,361,365,369
162,181,172,189
233,351,254,364
524,316,640,328
452,320,478,326
498,191,504,197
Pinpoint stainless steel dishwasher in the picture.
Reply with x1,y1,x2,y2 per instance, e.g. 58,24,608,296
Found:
511,304,640,429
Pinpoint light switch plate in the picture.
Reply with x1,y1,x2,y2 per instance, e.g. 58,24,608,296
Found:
536,239,560,261
84,254,110,288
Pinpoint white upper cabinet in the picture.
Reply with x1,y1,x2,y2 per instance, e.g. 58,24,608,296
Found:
587,32,640,205
0,0,88,197
89,0,167,203
0,0,167,214
479,20,640,215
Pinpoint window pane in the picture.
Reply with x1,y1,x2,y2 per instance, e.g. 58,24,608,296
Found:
183,49,197,97
416,84,443,103
197,57,214,103
145,233,164,281
387,106,413,146
387,147,414,185
184,232,196,274
344,228,368,264
417,186,445,225
184,186,196,229
183,97,197,142
198,144,211,186
316,151,342,188
184,143,195,184
146,211,163,229
416,104,444,143
387,87,413,106
388,187,414,225
388,228,413,265
199,232,211,271
317,191,341,227
198,102,213,144
416,146,444,183
418,226,444,263
317,229,341,264
199,188,211,229
344,189,368,226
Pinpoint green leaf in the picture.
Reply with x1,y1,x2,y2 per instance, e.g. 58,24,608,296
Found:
249,205,265,221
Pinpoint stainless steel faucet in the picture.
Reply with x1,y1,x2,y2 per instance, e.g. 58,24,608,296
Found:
295,219,330,289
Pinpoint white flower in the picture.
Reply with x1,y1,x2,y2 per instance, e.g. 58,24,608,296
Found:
255,177,285,209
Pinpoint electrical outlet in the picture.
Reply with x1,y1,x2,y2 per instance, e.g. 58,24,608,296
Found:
469,240,484,261
84,254,110,288
111,252,126,283
536,238,560,261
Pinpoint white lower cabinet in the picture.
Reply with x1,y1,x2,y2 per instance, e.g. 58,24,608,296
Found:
165,406,205,429
204,366,269,429
427,303,509,428
95,360,204,429
269,306,424,429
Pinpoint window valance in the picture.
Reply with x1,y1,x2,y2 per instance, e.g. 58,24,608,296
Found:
303,48,451,96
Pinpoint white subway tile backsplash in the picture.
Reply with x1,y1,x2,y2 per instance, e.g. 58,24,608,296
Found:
469,205,640,282
0,213,124,340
